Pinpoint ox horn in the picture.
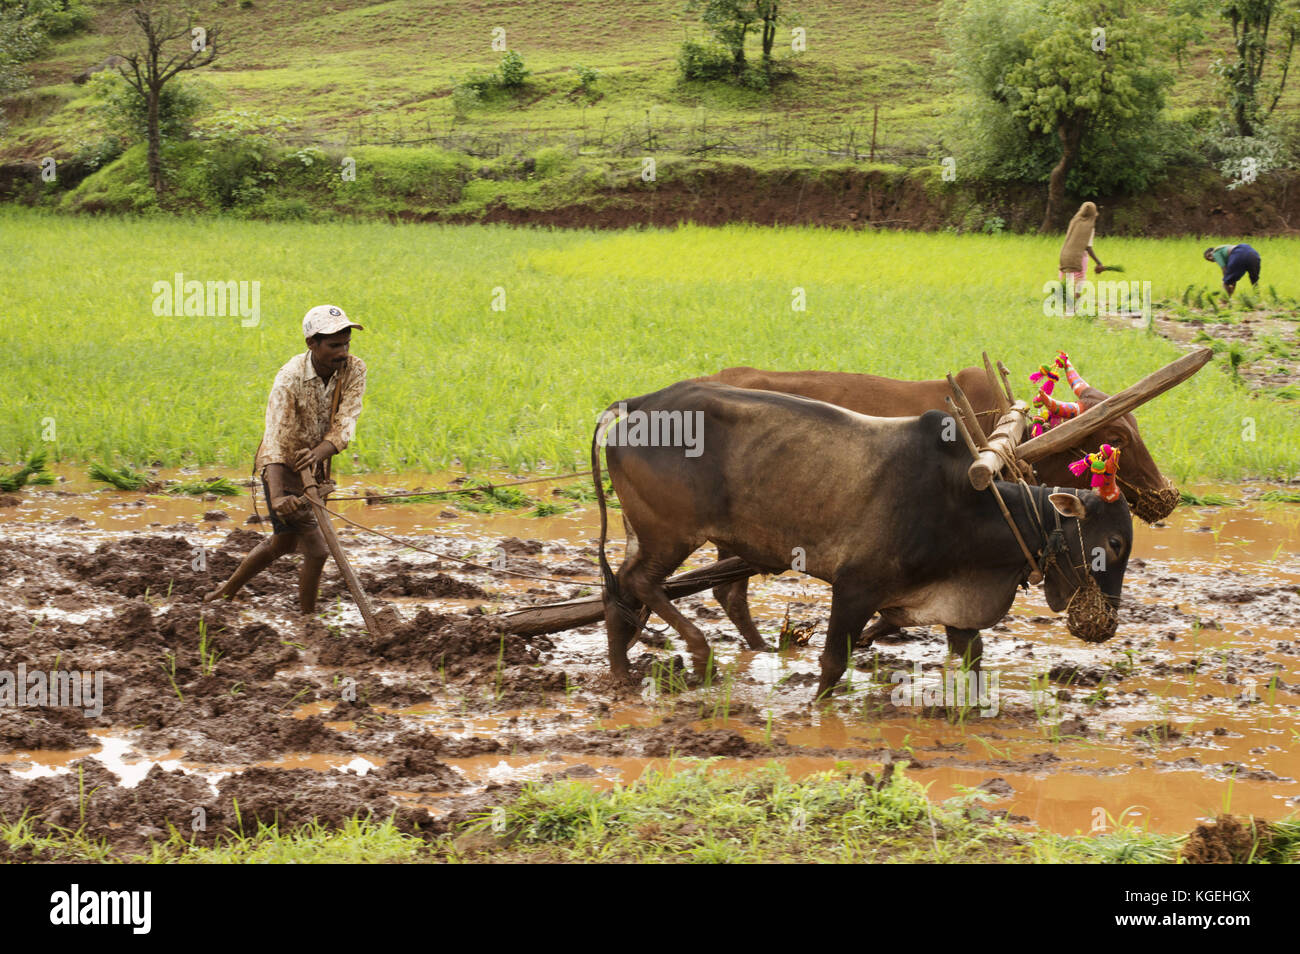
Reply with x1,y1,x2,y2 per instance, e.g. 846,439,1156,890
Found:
1015,349,1212,465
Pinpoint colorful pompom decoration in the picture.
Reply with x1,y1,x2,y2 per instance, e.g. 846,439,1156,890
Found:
1034,351,1093,398
1069,444,1122,503
1029,362,1060,395
1030,389,1081,437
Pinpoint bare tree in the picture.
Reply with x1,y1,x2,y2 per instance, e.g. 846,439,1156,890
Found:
113,2,224,198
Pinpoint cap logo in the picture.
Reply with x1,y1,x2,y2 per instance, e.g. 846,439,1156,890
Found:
328,307,341,316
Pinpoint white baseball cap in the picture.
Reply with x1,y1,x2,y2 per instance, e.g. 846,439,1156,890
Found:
303,304,364,338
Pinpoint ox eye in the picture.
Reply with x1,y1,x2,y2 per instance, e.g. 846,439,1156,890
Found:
1108,535,1125,556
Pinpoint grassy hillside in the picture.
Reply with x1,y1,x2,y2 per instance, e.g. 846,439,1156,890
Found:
3,0,1294,167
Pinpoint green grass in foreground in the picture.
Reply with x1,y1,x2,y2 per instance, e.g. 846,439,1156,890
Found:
3,210,1297,480
6,762,1256,864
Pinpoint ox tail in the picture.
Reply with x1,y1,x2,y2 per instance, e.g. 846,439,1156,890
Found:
591,403,623,606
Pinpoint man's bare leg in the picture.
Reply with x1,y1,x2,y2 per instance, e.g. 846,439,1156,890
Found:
204,533,297,602
297,525,329,614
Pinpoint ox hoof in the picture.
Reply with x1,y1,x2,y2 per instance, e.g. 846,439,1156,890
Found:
638,633,672,649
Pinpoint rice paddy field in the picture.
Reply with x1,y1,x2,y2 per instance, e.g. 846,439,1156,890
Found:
2,208,1298,480
2,208,1299,877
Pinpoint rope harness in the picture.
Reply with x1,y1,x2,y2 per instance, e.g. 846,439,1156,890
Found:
993,474,1119,644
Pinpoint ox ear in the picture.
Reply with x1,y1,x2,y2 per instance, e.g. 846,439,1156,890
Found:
1049,492,1088,520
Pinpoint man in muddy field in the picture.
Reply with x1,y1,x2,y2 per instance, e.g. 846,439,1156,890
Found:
204,305,367,615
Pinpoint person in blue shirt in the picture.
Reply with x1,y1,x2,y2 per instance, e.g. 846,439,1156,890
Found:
1204,243,1261,296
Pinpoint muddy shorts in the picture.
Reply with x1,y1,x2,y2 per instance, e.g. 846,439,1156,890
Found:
260,471,320,536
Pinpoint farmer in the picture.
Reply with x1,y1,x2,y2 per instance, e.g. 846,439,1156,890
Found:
1204,243,1261,297
204,305,367,614
1058,201,1105,303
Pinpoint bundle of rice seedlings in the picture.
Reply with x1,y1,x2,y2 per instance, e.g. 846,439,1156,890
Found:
1179,490,1238,507
88,461,155,491
166,476,243,496
1259,490,1300,504
0,450,53,492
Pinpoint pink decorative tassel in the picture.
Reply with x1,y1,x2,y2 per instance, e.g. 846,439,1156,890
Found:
1029,363,1060,395
1069,444,1122,502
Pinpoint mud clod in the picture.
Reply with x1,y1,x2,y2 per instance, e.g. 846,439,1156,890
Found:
1180,815,1275,864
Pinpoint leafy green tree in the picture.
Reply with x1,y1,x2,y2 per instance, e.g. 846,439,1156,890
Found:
946,0,1174,231
689,0,758,72
110,1,225,198
755,0,787,64
86,69,207,146
1212,0,1299,136
683,0,796,82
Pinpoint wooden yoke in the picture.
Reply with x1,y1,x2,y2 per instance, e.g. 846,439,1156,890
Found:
1015,349,1213,465
968,401,1032,490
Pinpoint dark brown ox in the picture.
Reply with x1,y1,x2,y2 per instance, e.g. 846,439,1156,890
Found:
691,364,1172,651
592,381,1134,700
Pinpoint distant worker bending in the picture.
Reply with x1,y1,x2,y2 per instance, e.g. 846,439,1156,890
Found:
1204,243,1261,297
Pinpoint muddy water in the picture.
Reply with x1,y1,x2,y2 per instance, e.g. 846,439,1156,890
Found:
1,467,1298,840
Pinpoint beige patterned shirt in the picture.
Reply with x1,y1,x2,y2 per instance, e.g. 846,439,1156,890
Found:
254,351,367,478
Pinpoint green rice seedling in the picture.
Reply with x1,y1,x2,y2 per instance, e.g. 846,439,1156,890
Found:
168,476,243,496
276,687,313,712
88,461,152,490
197,618,223,677
1239,290,1258,309
161,651,183,701
1226,341,1247,382
527,500,570,517
1193,287,1206,309
1179,490,1238,506
1258,335,1296,360
1181,284,1194,305
554,483,597,502
1259,490,1300,503
0,449,51,491
77,764,104,825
